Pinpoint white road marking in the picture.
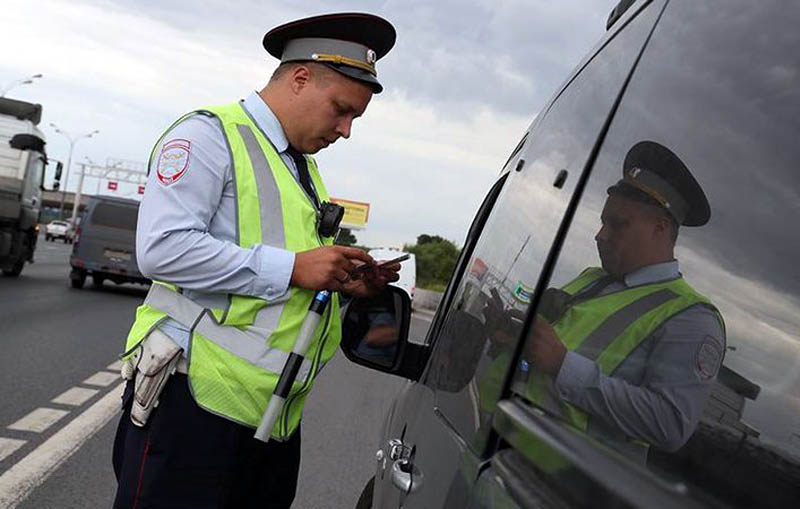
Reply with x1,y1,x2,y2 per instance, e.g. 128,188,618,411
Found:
107,360,124,371
51,387,99,407
0,438,26,463
82,371,119,387
0,382,125,508
7,409,69,433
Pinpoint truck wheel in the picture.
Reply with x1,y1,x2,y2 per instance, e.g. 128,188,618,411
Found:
70,269,86,289
2,259,24,277
45,234,51,241
355,476,374,509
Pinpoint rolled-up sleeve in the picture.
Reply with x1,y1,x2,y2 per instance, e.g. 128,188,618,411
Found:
136,114,294,300
555,305,725,451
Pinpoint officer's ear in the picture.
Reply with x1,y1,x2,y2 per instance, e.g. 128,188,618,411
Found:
289,64,312,93
651,209,676,243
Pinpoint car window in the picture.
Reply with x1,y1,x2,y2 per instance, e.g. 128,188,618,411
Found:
89,202,138,230
512,0,800,505
423,1,663,452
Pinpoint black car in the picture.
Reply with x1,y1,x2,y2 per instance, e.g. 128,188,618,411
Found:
69,196,148,289
341,0,800,507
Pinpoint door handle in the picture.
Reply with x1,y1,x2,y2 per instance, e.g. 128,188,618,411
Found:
391,459,424,494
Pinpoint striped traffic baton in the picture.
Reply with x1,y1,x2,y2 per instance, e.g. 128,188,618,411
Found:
254,289,332,442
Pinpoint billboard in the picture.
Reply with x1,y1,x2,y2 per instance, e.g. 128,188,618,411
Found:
330,197,370,230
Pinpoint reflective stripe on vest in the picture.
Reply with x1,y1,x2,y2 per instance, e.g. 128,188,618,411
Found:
122,101,341,438
143,283,315,381
571,288,679,363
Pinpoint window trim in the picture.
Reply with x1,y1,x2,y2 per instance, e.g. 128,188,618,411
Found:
422,172,510,352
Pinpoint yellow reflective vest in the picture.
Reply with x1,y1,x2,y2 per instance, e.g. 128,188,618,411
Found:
121,102,340,440
527,267,722,444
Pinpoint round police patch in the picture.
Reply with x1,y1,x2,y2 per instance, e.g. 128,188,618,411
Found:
695,336,723,381
156,139,191,185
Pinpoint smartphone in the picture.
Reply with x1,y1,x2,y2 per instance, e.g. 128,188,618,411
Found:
351,254,410,275
375,253,410,268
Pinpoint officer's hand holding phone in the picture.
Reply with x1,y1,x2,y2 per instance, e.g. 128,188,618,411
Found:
342,256,402,298
291,246,375,292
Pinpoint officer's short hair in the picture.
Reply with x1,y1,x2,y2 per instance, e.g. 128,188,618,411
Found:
610,182,680,243
269,61,338,87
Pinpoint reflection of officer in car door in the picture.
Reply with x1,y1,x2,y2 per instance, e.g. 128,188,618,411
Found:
525,141,726,461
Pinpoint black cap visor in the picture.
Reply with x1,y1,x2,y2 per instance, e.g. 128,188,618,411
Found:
321,62,383,93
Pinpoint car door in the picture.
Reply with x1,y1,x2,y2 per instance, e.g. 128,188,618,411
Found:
373,2,667,507
473,0,800,507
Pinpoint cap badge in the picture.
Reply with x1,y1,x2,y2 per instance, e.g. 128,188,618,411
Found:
366,49,377,64
629,167,642,178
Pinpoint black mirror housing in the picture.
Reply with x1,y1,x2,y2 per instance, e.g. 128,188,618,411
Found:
41,159,62,192
9,133,46,153
340,285,427,381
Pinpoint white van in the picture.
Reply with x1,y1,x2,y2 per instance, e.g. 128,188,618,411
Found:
368,248,416,302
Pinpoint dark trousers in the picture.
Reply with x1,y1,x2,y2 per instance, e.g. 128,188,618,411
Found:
112,375,301,509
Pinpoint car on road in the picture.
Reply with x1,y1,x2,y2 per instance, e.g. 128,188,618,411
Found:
44,220,74,243
340,1,800,507
69,196,148,289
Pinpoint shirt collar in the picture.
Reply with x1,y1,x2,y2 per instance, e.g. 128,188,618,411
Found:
241,91,289,153
623,260,680,287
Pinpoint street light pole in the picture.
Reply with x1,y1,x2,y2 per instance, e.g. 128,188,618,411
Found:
70,139,100,227
49,124,99,221
0,73,43,97
55,131,76,219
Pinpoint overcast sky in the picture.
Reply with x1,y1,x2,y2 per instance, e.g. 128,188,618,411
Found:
2,0,617,248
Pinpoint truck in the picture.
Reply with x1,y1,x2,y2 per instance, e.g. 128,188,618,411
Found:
0,97,60,276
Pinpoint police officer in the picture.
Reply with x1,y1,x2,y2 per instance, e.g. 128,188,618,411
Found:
112,13,398,508
526,141,726,461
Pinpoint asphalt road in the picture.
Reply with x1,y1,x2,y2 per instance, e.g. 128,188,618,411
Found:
0,235,433,508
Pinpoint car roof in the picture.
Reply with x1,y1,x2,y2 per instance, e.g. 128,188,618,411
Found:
88,195,140,207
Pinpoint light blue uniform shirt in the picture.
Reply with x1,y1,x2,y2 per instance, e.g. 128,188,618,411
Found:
137,92,304,351
553,261,725,454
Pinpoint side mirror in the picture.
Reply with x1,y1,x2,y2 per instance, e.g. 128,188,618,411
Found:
340,285,427,380
41,159,63,192
9,133,46,153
